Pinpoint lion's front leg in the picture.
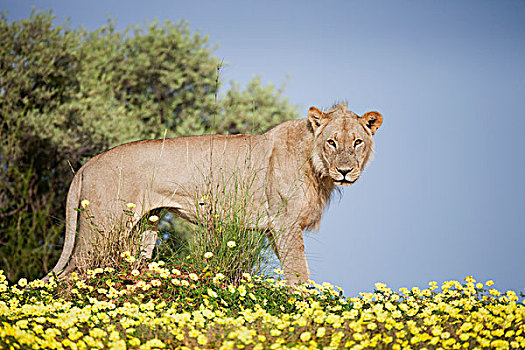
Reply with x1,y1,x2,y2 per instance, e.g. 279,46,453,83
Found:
274,228,310,285
140,229,158,259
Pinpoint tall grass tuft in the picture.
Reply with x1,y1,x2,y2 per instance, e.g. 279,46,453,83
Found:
72,203,158,276
188,171,276,285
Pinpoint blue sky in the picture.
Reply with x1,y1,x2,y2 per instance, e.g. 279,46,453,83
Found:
4,0,525,296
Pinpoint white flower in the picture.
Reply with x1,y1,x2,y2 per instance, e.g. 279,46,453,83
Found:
213,273,225,284
148,262,160,271
204,252,213,259
126,202,136,209
273,268,284,275
238,285,247,296
18,278,28,287
227,241,236,248
81,199,90,208
148,215,159,223
189,273,198,281
151,279,161,287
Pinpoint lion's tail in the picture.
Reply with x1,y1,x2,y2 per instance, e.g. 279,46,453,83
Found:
45,169,83,280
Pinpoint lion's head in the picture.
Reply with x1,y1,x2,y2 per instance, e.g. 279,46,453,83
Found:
308,103,383,186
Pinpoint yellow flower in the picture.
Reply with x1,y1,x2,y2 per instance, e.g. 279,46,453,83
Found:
144,339,165,348
486,280,494,286
492,329,504,337
490,288,501,296
375,282,387,290
129,338,141,346
189,329,200,338
464,276,475,283
31,279,45,288
270,329,281,337
273,268,284,275
197,334,208,345
207,288,218,298
81,199,90,208
300,331,312,342
316,327,326,338
459,334,470,341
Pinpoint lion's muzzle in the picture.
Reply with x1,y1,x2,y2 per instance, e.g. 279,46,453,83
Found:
333,167,359,186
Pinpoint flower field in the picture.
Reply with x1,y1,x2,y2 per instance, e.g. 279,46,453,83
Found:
1,259,524,350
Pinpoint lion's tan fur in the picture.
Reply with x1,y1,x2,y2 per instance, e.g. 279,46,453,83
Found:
50,103,382,284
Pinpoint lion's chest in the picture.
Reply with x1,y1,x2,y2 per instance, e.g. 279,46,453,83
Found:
299,177,334,231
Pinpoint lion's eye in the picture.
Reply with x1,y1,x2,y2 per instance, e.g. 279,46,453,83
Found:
327,139,336,148
354,139,363,147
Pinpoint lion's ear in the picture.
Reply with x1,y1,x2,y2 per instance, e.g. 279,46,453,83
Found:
308,107,325,131
361,111,383,135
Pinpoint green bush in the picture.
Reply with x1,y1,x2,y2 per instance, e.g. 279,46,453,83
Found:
0,10,298,282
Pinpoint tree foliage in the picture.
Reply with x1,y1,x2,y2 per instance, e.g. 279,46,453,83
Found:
0,10,298,282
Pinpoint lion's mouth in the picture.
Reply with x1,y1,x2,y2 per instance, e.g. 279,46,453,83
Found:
335,179,356,186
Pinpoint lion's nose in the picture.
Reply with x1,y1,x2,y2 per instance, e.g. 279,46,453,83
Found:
336,168,353,177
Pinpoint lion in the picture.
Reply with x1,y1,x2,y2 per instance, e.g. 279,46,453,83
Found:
49,103,382,284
